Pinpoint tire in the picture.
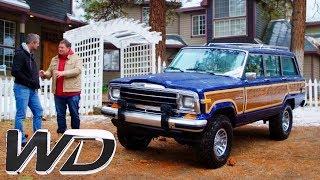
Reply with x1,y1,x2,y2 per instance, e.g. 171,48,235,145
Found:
269,104,293,140
117,127,152,150
197,114,233,169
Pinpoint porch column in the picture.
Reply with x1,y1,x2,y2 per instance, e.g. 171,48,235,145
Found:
120,47,124,78
19,15,27,43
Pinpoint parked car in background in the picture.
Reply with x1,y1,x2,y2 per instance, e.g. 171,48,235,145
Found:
102,43,305,168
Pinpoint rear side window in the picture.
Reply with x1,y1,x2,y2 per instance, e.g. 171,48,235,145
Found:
282,56,298,76
245,54,264,77
264,55,281,77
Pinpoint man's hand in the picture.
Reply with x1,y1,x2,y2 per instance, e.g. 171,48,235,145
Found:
39,70,45,78
56,71,64,78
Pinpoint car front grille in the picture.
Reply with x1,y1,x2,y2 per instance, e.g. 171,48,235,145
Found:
120,86,178,111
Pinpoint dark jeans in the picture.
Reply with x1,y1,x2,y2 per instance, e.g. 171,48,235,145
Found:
54,95,80,134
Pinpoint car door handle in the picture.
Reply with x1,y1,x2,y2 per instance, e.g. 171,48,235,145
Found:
264,79,270,82
281,77,287,81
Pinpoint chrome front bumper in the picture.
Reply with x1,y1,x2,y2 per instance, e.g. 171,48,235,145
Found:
101,106,207,132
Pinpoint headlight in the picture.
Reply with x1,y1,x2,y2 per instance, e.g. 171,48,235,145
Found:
182,96,195,109
110,87,120,100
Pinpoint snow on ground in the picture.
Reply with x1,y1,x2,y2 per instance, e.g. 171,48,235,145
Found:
80,107,320,127
292,107,320,126
250,107,320,127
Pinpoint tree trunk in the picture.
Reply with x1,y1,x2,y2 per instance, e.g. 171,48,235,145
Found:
150,0,166,65
290,0,306,74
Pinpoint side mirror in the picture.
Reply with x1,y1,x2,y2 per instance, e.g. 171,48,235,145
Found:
245,72,257,80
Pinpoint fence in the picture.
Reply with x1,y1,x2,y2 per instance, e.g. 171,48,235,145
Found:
305,79,319,107
0,77,97,120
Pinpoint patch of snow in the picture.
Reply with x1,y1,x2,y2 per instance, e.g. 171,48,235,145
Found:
306,36,320,48
166,39,184,45
80,115,111,122
250,107,320,127
181,0,202,8
0,0,30,9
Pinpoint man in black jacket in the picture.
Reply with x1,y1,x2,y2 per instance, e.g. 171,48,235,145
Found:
11,33,43,147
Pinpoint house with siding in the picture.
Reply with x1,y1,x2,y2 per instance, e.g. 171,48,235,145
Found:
264,19,320,80
123,0,271,58
0,0,85,75
306,21,320,40
103,0,270,83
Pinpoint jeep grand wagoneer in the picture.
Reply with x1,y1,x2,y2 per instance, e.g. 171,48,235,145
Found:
101,43,305,168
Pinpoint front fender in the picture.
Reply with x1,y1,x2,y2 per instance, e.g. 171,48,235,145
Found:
201,101,238,121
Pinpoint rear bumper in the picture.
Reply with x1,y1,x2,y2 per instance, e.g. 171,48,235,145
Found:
101,106,207,132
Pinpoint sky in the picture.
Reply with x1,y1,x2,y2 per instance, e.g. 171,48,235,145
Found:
73,0,85,21
73,0,320,22
306,0,320,22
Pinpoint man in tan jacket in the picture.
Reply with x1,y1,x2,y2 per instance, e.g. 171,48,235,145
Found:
40,39,82,134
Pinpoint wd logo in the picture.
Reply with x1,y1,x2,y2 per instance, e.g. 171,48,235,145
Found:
6,129,116,175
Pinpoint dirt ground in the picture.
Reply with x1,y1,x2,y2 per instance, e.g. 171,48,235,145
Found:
0,117,319,179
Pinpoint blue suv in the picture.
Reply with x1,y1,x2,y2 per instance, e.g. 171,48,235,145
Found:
101,43,305,168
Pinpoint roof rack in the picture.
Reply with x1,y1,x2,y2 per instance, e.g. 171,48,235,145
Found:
206,43,290,51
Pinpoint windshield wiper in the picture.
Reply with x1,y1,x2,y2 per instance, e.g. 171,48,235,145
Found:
186,68,215,75
165,66,184,72
186,68,205,72
205,71,216,75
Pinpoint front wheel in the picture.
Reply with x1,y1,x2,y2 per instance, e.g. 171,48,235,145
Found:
197,114,233,169
269,105,293,140
117,128,152,151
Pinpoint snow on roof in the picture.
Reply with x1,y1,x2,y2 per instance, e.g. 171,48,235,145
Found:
264,19,320,53
166,34,187,46
67,13,86,23
180,0,202,8
0,0,30,9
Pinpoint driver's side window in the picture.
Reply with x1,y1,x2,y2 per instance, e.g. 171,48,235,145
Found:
245,54,264,78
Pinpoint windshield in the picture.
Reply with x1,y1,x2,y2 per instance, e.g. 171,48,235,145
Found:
166,48,247,78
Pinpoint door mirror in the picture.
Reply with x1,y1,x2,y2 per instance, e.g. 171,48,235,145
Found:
245,72,257,80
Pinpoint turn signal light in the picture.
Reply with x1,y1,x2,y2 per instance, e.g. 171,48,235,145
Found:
111,103,120,109
184,113,197,120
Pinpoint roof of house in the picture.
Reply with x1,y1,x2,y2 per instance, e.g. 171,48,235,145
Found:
306,21,320,27
263,19,320,55
166,34,187,48
0,0,30,9
177,0,205,12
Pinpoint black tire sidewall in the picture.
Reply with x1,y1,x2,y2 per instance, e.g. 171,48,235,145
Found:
199,115,233,168
269,104,293,140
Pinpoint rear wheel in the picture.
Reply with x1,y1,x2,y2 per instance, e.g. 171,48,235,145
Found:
117,127,152,150
197,115,233,169
269,105,293,140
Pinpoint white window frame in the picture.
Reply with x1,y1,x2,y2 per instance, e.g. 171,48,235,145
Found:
0,19,16,68
142,6,150,26
213,0,247,38
192,14,206,36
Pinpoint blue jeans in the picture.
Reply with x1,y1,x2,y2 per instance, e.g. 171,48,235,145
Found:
54,95,80,133
14,83,43,143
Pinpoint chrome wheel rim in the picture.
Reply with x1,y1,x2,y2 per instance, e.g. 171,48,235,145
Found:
214,128,228,157
282,110,290,132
